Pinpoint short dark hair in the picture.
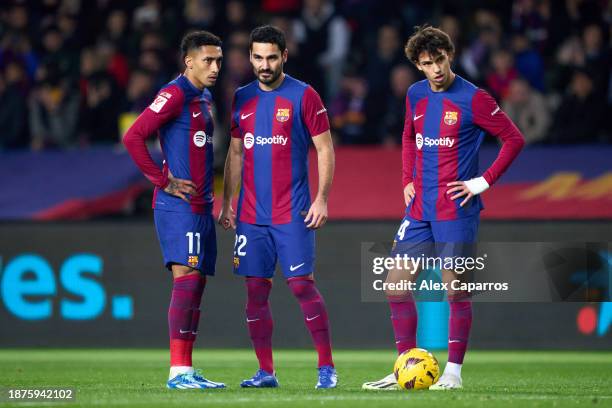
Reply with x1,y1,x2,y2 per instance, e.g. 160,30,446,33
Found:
249,25,286,52
404,25,455,65
181,30,222,60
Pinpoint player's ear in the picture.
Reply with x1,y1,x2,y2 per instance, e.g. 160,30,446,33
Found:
185,54,193,69
282,48,288,63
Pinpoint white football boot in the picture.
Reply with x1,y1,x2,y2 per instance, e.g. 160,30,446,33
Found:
429,373,462,390
362,373,398,390
430,362,463,390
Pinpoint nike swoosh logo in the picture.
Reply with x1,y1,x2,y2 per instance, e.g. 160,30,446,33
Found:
316,108,327,115
192,112,201,117
289,263,305,271
413,114,424,121
246,318,260,322
179,329,191,334
306,315,320,321
448,339,462,343
491,106,500,115
241,112,254,120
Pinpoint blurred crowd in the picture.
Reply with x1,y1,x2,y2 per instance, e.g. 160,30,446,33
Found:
0,0,610,153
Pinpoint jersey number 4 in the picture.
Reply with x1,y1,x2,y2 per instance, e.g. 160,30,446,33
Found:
397,220,410,240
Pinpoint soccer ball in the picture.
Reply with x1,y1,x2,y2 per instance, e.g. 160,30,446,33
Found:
393,348,440,390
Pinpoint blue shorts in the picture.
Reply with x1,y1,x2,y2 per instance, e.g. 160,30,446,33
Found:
233,221,315,279
154,209,217,275
392,213,479,259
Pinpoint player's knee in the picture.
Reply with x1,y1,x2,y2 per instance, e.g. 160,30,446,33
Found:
442,268,473,303
448,292,472,306
246,277,272,305
385,288,412,300
287,276,316,299
171,263,198,278
384,268,414,299
447,278,472,311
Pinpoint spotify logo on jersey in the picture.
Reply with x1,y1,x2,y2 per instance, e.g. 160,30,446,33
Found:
244,132,288,149
415,133,455,150
193,131,207,147
416,133,423,150
244,132,255,149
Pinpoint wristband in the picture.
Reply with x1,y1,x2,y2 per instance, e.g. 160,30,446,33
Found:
464,176,489,195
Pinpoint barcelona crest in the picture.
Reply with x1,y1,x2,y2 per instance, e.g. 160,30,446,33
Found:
188,255,199,267
444,111,458,126
233,256,240,268
276,108,290,122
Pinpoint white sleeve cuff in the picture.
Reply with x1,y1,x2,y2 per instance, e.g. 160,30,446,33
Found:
465,176,490,195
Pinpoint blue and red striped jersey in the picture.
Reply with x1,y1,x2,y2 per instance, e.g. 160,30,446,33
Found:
124,74,215,214
402,75,524,221
230,74,330,225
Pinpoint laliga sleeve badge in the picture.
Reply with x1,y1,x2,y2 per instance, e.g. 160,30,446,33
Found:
149,92,171,113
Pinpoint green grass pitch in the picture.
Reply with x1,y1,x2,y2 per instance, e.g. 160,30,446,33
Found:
1,349,611,407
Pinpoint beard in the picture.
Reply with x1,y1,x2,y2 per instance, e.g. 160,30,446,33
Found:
256,66,282,85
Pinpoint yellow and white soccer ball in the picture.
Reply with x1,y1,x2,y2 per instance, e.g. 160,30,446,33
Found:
393,348,440,390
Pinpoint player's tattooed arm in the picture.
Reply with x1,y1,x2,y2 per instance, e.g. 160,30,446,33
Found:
163,170,197,203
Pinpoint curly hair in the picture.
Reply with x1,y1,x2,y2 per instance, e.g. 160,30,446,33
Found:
404,25,455,65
